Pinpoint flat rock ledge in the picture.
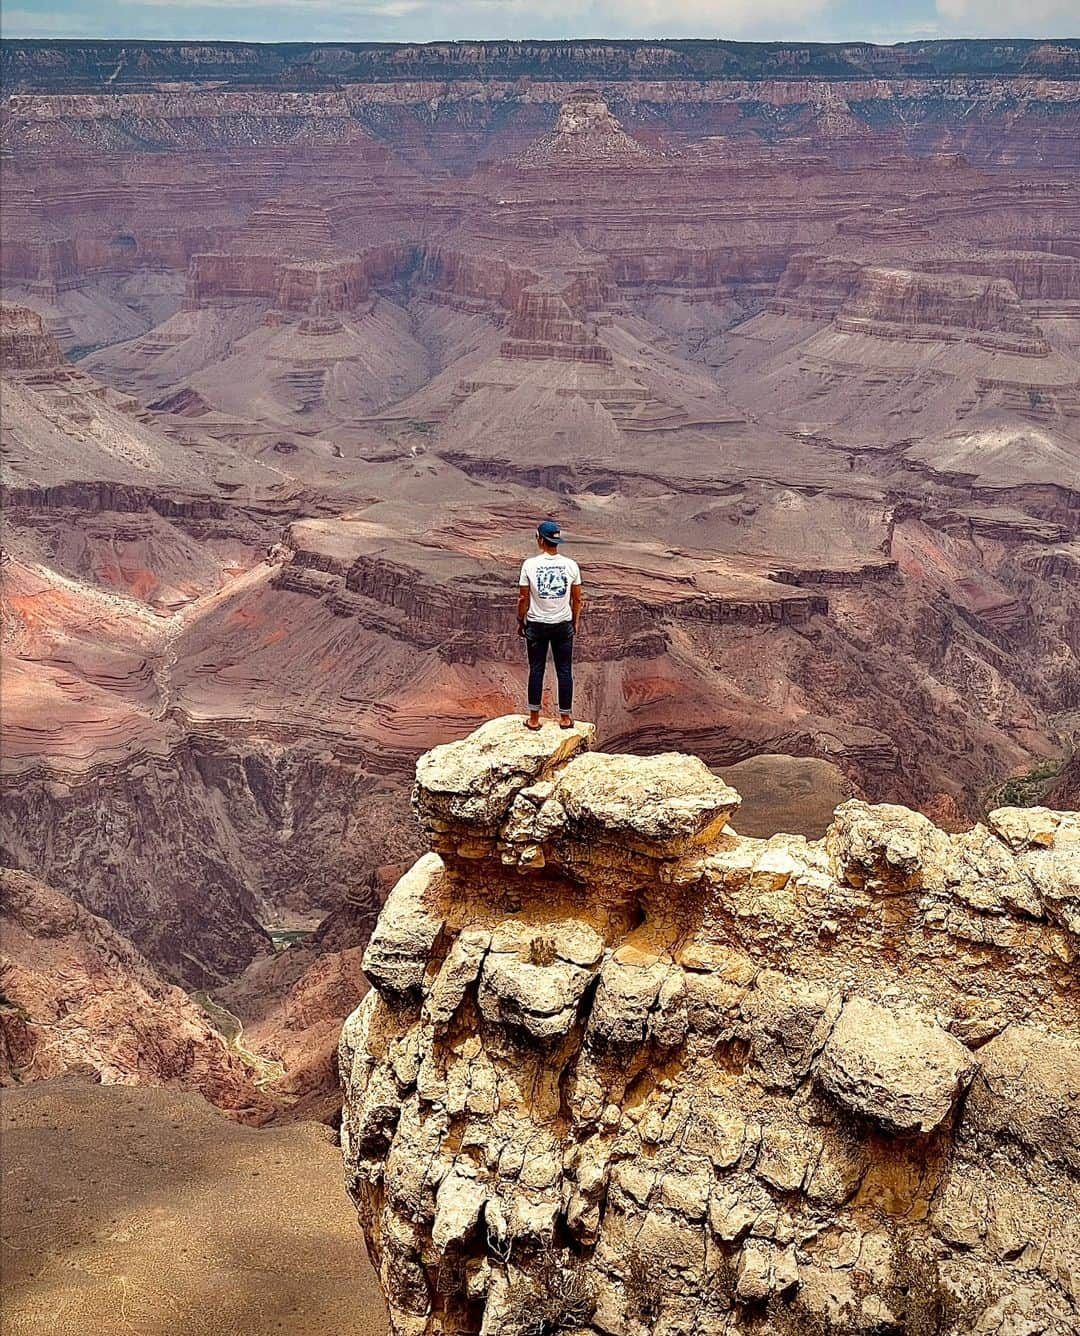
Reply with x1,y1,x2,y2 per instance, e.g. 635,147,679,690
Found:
342,716,1080,1336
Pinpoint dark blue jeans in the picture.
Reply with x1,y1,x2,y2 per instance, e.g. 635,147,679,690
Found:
525,619,574,713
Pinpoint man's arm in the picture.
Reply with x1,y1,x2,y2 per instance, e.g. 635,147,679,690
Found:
570,582,583,631
517,583,530,635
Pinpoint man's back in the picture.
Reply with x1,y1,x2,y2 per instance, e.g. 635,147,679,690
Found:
519,551,581,624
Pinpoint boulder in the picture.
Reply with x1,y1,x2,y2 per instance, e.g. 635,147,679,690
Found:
827,800,951,894
963,1024,1080,1171
553,751,740,857
413,716,594,835
816,996,976,1133
361,853,447,997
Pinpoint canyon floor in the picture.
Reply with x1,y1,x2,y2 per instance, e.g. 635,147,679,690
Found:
0,38,1077,1328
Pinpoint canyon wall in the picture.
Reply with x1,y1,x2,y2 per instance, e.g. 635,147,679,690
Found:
0,867,275,1122
5,38,1079,90
341,717,1079,1336
2,39,1077,1129
5,40,1080,182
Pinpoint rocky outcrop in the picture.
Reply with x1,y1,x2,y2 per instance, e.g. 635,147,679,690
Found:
771,258,1052,353
506,91,656,170
836,268,1050,355
341,717,1079,1336
0,302,63,371
186,243,409,310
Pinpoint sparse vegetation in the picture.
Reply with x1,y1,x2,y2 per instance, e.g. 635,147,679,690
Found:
504,1257,597,1336
624,1248,662,1319
706,1248,738,1306
527,935,557,966
267,927,313,951
435,1249,465,1296
886,1235,977,1336
737,1231,979,1336
987,758,1063,810
755,1297,855,1336
191,990,285,1088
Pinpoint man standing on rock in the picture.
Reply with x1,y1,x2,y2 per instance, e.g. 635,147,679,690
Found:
517,520,583,730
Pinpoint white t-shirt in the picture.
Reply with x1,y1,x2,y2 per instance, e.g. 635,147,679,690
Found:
519,552,581,624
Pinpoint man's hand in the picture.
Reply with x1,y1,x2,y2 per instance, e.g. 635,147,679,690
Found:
570,584,583,634
517,619,526,638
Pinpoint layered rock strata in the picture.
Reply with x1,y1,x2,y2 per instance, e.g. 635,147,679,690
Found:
5,40,1080,92
0,868,275,1122
341,717,1079,1336
0,301,63,370
506,90,656,170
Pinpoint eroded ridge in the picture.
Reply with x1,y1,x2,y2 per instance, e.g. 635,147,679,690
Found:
341,716,1078,1336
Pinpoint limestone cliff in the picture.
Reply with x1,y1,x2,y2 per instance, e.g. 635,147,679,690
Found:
341,716,1079,1336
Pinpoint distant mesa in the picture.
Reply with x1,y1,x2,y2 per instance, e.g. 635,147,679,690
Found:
507,89,660,169
769,258,1053,355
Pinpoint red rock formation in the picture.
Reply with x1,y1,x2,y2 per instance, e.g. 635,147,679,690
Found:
836,268,1050,354
771,255,1055,353
501,291,612,364
506,89,658,170
186,243,411,313
0,867,275,1122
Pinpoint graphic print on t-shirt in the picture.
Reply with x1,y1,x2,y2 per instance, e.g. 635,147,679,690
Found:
521,552,580,623
535,565,570,600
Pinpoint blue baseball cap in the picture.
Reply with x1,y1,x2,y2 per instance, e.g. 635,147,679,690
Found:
537,520,564,545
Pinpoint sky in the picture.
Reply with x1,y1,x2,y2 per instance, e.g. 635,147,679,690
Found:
2,0,1078,44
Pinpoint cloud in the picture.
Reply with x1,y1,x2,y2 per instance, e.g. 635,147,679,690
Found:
1,7,98,35
935,0,1079,31
3,0,1074,44
1,0,841,42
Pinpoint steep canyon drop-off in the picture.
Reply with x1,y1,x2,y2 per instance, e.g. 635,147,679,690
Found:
1,39,1078,1114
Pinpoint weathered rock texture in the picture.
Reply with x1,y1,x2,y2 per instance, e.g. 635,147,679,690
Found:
0,301,63,370
341,717,1079,1336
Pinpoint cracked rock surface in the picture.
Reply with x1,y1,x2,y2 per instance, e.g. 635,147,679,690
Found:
341,716,1079,1336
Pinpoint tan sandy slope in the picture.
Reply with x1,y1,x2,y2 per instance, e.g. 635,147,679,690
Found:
1,1078,387,1336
